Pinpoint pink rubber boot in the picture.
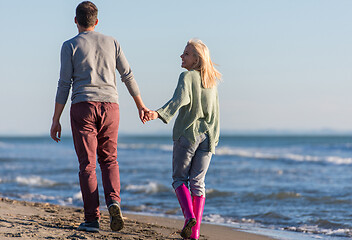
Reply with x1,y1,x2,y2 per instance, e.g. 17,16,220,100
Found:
190,195,205,240
175,184,197,239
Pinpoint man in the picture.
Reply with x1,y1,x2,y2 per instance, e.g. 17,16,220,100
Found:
50,1,148,232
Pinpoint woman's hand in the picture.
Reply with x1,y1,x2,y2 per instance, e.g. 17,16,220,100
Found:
144,111,159,122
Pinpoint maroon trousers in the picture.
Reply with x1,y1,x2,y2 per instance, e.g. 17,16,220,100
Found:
70,101,120,221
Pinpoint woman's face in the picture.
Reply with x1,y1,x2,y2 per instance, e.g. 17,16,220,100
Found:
180,44,198,70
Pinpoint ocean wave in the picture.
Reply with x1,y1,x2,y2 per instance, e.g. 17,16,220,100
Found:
58,191,83,206
305,195,352,205
243,192,302,202
15,176,57,187
216,146,352,165
0,157,16,163
203,214,255,225
283,223,352,237
247,211,291,222
19,193,58,202
0,141,16,149
124,181,170,194
205,189,234,199
187,212,352,239
124,204,158,213
268,192,301,200
118,143,173,152
15,192,83,206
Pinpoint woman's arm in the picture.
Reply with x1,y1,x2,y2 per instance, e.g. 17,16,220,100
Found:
156,72,191,124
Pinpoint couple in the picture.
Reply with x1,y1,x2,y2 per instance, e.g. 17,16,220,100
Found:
50,2,220,240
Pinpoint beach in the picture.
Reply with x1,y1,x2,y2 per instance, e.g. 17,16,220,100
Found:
1,136,352,239
0,197,275,240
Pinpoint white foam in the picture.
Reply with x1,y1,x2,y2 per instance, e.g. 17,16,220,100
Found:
204,214,227,223
325,156,352,165
57,191,82,206
15,176,56,187
73,191,82,200
19,193,58,201
160,145,173,152
283,225,352,238
205,188,216,194
216,146,352,165
118,143,173,152
204,214,255,225
125,181,168,194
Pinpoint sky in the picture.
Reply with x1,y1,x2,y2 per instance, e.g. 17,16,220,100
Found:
0,0,352,136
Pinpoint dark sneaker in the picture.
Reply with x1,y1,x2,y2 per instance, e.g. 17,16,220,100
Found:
108,202,124,231
77,220,99,232
180,218,196,239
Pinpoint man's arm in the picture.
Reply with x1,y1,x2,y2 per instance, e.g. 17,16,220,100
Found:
132,95,150,124
115,42,150,123
51,42,73,142
50,103,65,142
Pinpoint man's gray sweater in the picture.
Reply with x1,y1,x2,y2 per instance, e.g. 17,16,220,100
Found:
55,31,140,105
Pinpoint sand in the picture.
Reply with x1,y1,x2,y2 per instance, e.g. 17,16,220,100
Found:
0,197,276,240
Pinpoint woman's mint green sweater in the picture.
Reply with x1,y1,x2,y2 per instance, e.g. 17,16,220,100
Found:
156,70,219,154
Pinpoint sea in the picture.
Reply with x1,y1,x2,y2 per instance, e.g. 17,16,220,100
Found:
0,135,352,240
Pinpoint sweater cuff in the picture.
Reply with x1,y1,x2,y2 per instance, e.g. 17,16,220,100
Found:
156,108,171,124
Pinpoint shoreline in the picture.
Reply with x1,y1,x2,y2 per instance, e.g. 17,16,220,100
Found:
0,197,276,240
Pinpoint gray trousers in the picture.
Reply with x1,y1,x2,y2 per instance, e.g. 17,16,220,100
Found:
172,133,212,197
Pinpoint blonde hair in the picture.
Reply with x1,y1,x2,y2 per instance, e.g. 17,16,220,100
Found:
187,39,221,88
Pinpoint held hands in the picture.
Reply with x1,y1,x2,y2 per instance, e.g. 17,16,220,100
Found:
133,95,158,124
138,106,150,124
146,110,159,121
143,110,159,122
138,107,158,124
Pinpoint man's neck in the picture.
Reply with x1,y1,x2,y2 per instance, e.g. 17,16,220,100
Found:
78,25,95,33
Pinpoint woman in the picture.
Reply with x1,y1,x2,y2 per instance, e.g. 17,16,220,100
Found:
146,39,221,239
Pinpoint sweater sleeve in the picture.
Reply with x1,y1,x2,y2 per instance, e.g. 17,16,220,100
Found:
55,42,73,105
156,72,191,124
115,41,140,97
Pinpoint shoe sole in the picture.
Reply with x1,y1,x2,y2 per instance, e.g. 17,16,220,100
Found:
77,226,99,233
109,204,124,231
180,218,196,239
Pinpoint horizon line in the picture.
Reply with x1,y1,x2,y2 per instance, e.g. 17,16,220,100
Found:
0,129,352,138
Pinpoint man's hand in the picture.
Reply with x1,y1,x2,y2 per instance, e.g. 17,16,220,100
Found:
132,95,152,124
139,107,150,124
50,120,62,142
50,103,65,142
144,110,159,122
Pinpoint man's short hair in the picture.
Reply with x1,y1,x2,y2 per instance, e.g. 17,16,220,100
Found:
76,1,98,28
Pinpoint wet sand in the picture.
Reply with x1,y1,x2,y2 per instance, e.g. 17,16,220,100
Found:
0,197,276,239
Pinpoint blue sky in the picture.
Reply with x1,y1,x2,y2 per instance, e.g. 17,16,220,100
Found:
0,0,351,135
